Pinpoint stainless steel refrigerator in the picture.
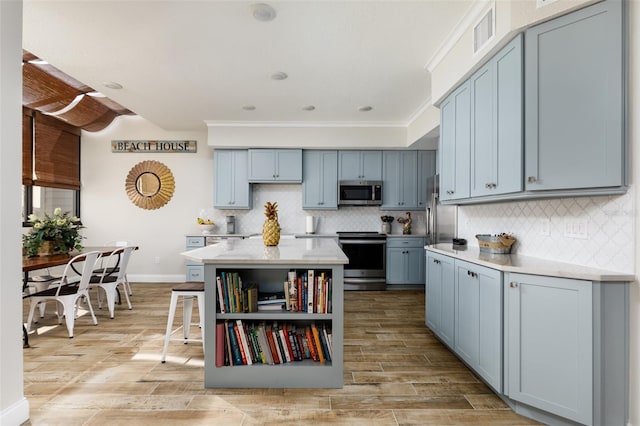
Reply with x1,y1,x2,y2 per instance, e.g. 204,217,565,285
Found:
425,174,457,244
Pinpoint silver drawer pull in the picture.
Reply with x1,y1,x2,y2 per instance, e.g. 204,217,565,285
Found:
527,176,537,183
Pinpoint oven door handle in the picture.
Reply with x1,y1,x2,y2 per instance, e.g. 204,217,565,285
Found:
339,239,386,245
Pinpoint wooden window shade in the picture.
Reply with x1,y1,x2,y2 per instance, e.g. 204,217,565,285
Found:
23,108,33,185
33,111,81,190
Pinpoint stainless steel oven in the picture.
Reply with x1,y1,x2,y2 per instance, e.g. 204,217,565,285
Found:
337,232,386,290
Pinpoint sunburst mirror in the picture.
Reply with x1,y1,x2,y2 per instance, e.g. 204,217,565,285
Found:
125,160,175,210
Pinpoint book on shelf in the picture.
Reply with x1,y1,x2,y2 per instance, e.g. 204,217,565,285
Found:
265,324,281,364
226,321,243,366
216,322,225,367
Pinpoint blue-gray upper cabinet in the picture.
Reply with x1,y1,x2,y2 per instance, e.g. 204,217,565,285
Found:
506,274,592,425
338,150,382,181
524,0,624,192
248,149,302,183
302,150,338,210
382,151,418,210
214,150,252,209
425,251,455,349
439,81,471,202
470,34,523,197
454,259,502,393
417,150,436,208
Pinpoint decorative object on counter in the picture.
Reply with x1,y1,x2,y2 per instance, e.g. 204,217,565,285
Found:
476,233,516,254
225,215,236,234
397,212,412,235
262,201,281,246
380,215,394,234
197,217,216,234
452,238,467,250
23,207,84,256
125,160,175,210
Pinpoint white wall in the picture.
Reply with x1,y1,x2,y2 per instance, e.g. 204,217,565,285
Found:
81,115,210,282
0,1,29,424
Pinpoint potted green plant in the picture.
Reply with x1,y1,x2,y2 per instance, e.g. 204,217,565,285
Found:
23,208,84,256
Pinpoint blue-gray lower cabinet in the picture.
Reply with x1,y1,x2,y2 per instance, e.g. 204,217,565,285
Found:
505,273,629,426
185,236,205,282
454,259,502,393
425,251,455,348
386,238,425,285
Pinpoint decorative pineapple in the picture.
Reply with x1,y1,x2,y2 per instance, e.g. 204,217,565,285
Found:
262,201,281,246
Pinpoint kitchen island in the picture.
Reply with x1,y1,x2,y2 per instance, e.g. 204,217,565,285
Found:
182,237,348,388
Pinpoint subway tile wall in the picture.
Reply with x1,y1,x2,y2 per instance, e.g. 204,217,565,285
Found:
211,184,426,236
457,188,635,273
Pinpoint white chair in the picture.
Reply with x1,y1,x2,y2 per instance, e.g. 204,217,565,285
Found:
93,240,134,296
89,246,133,319
25,251,101,338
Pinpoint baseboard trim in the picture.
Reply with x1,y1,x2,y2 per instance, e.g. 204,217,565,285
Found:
127,274,185,283
1,397,29,426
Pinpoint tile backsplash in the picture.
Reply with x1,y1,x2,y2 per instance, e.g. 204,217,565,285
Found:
210,184,426,236
457,188,635,273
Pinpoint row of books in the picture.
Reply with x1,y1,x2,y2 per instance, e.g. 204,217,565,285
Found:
284,270,332,313
215,270,332,314
215,320,332,367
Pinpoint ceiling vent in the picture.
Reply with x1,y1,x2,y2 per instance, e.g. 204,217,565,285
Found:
473,8,494,55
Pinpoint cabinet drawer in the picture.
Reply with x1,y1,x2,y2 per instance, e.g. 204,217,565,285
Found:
186,265,204,282
186,237,205,248
386,238,425,248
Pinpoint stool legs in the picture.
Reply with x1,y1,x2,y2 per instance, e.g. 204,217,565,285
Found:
161,291,204,363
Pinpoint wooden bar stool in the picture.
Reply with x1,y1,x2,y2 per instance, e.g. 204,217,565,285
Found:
161,283,205,363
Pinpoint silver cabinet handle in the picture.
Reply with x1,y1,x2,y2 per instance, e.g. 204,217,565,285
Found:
527,176,537,183
510,282,518,288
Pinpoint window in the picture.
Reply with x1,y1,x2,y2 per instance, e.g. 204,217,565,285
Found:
22,185,80,225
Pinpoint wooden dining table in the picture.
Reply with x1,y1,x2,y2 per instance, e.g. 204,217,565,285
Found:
22,246,138,347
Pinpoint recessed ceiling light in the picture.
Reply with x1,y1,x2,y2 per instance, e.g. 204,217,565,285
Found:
358,106,373,112
242,105,256,111
302,105,316,111
102,81,123,90
271,72,288,81
251,3,277,22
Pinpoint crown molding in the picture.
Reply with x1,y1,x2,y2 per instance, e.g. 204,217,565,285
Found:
424,0,493,73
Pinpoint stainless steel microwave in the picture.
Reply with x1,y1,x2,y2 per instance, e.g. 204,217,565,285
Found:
338,180,382,206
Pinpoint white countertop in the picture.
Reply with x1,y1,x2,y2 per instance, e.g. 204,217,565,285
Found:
182,237,349,265
426,244,634,282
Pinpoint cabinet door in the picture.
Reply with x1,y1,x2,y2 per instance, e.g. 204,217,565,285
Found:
426,252,454,348
507,273,592,424
455,260,502,392
471,34,522,198
248,149,276,181
274,150,302,182
405,247,424,284
439,81,470,201
385,248,405,284
214,150,251,209
303,150,337,210
524,0,623,191
417,151,436,208
338,151,362,180
382,151,402,209
361,151,382,180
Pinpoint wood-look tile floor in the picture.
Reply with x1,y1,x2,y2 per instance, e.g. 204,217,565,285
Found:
22,284,540,425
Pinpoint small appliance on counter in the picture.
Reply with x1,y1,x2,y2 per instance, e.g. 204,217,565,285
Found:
225,216,235,234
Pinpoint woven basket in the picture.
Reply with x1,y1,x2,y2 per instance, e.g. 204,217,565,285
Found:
475,234,516,254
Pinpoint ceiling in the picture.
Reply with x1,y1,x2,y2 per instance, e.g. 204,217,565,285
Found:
22,1,474,132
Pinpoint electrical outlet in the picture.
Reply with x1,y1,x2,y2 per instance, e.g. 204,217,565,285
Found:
539,217,550,236
563,219,588,239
